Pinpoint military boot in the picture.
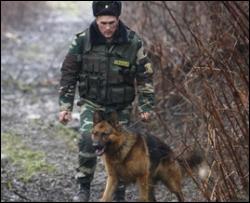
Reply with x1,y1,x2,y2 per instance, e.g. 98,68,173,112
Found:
114,182,126,202
74,131,97,202
73,182,90,202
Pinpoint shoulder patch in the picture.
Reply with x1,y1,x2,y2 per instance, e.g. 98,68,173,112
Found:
79,32,86,37
138,40,143,49
76,31,86,38
144,63,153,74
71,37,77,46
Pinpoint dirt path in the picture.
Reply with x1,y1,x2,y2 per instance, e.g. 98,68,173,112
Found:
1,2,204,202
1,2,93,202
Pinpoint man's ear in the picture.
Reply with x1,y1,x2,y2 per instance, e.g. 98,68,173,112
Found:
93,111,104,126
109,111,119,127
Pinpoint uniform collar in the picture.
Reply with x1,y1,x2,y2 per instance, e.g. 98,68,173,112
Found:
90,20,129,46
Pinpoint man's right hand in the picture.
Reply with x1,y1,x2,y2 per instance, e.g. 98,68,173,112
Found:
59,111,72,125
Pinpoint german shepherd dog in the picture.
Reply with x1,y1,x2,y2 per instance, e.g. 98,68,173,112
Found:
91,111,207,202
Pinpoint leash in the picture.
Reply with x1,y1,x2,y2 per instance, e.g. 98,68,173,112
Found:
126,118,144,129
126,111,155,130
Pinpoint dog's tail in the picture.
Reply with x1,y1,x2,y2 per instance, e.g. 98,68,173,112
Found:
178,151,209,180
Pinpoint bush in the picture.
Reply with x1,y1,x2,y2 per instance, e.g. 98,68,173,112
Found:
123,1,249,201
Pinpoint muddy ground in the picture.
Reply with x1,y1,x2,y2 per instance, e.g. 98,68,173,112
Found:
1,2,205,202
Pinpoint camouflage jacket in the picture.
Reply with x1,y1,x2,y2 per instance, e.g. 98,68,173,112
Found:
59,20,154,112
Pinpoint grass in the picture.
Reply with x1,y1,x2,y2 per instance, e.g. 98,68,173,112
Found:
1,132,56,182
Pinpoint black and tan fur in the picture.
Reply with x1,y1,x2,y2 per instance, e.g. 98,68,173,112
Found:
91,111,206,202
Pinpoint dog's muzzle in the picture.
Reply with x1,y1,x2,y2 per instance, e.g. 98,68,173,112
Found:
92,142,106,156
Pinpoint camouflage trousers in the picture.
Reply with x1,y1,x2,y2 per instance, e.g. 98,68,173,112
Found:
76,100,132,184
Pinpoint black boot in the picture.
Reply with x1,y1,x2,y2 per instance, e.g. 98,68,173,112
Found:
74,133,96,202
114,182,126,202
73,182,90,202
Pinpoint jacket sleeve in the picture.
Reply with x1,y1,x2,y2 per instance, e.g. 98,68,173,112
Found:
59,36,83,112
135,42,155,113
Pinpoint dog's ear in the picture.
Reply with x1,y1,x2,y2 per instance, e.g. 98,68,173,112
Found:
93,111,104,125
109,111,119,127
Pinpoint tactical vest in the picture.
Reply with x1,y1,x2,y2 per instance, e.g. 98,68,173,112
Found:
78,28,141,108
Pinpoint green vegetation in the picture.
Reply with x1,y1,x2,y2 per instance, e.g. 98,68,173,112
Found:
1,132,56,182
1,77,34,93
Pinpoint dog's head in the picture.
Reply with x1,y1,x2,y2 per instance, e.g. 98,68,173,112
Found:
91,111,123,156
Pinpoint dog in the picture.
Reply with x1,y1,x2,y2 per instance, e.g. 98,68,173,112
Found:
91,111,208,202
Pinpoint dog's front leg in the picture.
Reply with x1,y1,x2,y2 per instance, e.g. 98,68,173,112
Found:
137,173,149,202
100,175,118,202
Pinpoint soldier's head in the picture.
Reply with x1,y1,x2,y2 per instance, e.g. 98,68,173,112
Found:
92,1,122,39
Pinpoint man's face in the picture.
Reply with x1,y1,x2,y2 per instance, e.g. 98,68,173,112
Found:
96,16,119,39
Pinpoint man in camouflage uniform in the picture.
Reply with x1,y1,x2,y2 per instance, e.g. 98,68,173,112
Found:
59,1,154,201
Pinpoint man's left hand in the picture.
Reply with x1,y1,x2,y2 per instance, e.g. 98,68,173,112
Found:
140,112,150,122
